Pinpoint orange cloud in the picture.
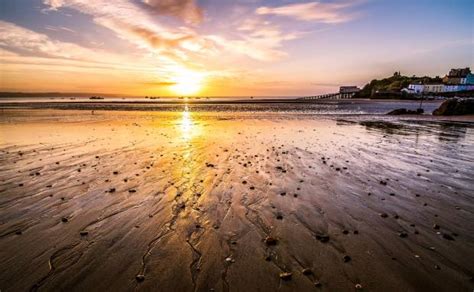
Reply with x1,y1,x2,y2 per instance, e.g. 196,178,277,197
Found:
142,0,203,24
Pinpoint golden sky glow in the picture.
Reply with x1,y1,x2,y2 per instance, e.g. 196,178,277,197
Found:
0,1,473,96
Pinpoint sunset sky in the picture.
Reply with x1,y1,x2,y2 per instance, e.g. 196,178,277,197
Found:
1,0,473,96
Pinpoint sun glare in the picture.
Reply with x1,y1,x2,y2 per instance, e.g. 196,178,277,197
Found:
171,69,204,96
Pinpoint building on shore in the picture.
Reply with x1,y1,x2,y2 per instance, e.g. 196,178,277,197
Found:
339,86,360,94
424,84,445,93
443,67,473,85
407,83,424,94
404,67,474,94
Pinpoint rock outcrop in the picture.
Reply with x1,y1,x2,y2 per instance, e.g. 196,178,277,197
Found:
433,98,474,116
387,108,424,115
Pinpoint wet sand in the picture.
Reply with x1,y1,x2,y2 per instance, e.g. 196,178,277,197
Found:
0,109,473,291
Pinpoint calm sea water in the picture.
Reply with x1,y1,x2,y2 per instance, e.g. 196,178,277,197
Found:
0,97,443,115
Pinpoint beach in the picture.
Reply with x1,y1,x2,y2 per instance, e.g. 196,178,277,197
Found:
0,103,473,291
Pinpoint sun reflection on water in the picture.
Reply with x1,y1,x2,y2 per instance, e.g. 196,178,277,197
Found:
179,105,199,141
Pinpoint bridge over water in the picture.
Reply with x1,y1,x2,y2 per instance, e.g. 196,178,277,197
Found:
297,92,357,100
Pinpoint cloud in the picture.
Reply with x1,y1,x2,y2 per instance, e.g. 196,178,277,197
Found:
256,1,358,23
0,20,157,72
220,17,303,61
142,0,203,24
41,0,217,64
41,0,297,63
143,81,177,87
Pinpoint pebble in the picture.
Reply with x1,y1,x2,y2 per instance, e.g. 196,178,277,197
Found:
264,236,278,246
61,217,68,223
433,224,440,230
136,274,145,282
316,234,330,243
279,272,292,281
343,255,351,262
80,231,88,236
302,268,313,275
380,213,388,218
314,281,322,287
355,283,363,290
442,233,455,241
399,232,408,238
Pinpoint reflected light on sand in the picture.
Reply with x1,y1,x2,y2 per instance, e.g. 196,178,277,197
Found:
179,105,199,141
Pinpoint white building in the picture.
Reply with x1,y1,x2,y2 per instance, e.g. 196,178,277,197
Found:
423,84,444,93
408,84,424,93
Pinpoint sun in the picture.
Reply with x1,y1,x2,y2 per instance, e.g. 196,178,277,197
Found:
171,69,204,96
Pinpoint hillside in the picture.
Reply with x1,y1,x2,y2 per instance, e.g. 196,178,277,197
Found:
355,72,443,98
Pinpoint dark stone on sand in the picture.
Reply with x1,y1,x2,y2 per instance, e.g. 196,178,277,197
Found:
249,186,255,190
343,255,351,262
379,180,387,185
113,171,118,175
380,213,388,218
15,230,22,235
314,281,322,287
302,268,313,275
109,188,116,193
433,98,474,116
242,180,247,184
128,189,136,193
316,234,330,243
279,272,292,280
399,232,408,238
434,265,441,270
264,236,278,246
276,214,283,220
80,231,88,236
61,217,68,223
433,224,440,230
136,274,145,282
342,230,349,235
387,108,423,115
280,192,286,196
442,233,455,241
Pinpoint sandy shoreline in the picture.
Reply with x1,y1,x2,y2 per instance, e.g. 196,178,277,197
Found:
0,109,473,291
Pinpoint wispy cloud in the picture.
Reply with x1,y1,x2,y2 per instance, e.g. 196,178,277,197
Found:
44,25,76,33
256,1,359,23
0,20,158,71
209,17,303,61
41,0,299,63
42,0,203,61
141,0,203,24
